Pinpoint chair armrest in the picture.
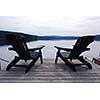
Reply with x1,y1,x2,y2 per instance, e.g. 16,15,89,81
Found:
28,45,45,51
83,48,90,52
85,48,90,51
8,47,15,51
80,48,90,53
54,46,73,51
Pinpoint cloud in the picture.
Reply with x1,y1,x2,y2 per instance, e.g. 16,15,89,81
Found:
0,16,100,36
86,16,100,20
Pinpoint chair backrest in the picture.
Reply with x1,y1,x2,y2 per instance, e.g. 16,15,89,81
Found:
69,36,95,59
6,34,31,59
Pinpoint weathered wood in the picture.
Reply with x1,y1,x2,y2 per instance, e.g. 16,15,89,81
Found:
0,59,100,83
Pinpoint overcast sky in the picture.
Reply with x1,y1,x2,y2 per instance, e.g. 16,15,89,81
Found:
0,16,100,36
0,0,100,36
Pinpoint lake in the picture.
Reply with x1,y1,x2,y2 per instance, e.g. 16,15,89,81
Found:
0,40,100,69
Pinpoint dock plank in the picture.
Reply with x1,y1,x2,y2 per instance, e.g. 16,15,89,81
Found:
0,59,100,83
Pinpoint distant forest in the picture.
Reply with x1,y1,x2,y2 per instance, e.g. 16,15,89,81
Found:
0,30,38,45
0,30,100,46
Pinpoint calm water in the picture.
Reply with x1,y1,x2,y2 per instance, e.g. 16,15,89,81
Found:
0,40,100,69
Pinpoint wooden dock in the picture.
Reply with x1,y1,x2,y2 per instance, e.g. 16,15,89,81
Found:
0,59,100,83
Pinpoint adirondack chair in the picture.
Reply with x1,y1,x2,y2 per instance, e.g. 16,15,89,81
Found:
6,34,45,73
55,36,95,71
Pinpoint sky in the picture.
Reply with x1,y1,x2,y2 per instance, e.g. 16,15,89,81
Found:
0,16,100,36
0,0,100,36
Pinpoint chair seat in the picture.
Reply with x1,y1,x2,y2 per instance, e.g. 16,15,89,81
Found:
60,51,71,58
29,51,40,59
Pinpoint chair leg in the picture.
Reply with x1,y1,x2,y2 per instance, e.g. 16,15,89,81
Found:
78,56,92,69
55,55,59,64
64,60,76,71
25,58,38,73
55,50,60,64
40,54,43,64
69,66,76,71
25,60,35,73
86,63,92,69
39,50,43,64
6,57,20,71
60,55,76,71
